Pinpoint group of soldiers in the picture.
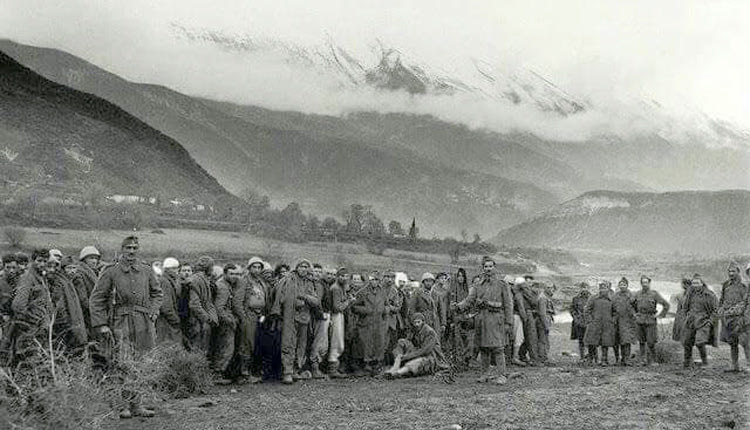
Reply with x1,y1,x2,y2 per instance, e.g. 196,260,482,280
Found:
1,235,749,419
569,263,750,371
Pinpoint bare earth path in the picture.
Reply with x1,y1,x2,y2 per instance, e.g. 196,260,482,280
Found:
114,336,749,430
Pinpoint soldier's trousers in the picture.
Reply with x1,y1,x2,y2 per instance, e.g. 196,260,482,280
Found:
294,321,310,371
236,315,260,374
310,317,329,366
328,313,345,364
209,323,235,374
518,315,539,362
536,317,550,362
452,322,475,363
187,318,211,353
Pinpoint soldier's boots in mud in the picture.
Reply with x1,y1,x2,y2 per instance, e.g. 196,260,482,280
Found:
698,345,708,366
328,361,347,378
282,374,294,384
477,352,492,383
683,346,693,368
311,363,326,379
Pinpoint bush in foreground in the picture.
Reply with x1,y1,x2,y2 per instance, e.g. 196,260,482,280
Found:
0,344,212,429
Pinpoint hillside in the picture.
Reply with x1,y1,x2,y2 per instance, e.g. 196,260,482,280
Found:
494,190,750,254
0,50,234,206
0,40,560,236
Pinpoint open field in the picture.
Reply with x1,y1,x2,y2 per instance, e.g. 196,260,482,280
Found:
0,227,532,279
112,324,749,430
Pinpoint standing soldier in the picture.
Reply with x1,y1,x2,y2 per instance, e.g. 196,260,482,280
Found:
409,273,438,331
718,262,750,372
210,264,240,383
513,277,540,366
432,273,450,341
0,254,20,361
383,269,404,366
74,246,102,335
452,256,513,384
309,264,332,379
681,275,718,368
89,236,162,419
327,267,353,378
633,276,670,366
612,278,637,366
156,257,182,346
671,278,691,342
186,256,217,352
584,282,616,365
570,282,591,362
352,271,388,376
271,259,320,384
233,257,268,383
448,268,474,367
536,283,556,364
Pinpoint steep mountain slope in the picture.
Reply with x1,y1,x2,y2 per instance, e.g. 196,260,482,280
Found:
494,190,750,254
0,39,561,236
0,50,233,205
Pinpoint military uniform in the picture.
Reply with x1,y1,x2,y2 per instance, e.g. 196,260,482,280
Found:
448,278,474,365
681,283,718,366
89,259,163,361
156,273,182,345
233,273,267,376
186,272,216,352
270,269,320,381
352,281,388,367
210,276,237,375
392,322,448,376
455,271,513,379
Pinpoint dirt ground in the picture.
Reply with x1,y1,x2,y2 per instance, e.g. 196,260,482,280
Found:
113,326,749,430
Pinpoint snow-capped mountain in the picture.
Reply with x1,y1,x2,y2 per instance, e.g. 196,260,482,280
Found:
170,23,588,116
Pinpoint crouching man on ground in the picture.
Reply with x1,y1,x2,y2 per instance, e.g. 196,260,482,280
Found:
384,312,448,379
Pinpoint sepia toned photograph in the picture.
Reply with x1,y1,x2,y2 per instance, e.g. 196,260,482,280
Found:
0,1,748,429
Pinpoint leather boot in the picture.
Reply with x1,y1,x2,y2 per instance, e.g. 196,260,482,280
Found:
311,363,326,379
683,346,693,368
698,345,708,366
328,361,346,378
477,352,491,383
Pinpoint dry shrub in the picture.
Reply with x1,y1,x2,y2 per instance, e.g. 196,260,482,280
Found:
0,354,119,430
3,225,27,248
654,340,683,364
126,344,213,399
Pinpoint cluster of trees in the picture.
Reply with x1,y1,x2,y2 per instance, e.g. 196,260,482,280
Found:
236,190,496,258
0,187,498,258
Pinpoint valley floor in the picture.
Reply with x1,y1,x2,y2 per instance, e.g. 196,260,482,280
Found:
114,326,749,430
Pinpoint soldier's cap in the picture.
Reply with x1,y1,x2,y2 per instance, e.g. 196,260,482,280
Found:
211,265,223,278
640,275,651,283
247,256,264,268
599,281,611,288
79,246,100,261
482,256,495,264
163,257,179,269
383,268,395,276
49,249,63,261
295,258,312,269
336,267,348,275
411,312,425,322
618,277,629,286
503,275,515,284
195,255,215,270
421,272,435,282
121,236,139,248
514,276,526,285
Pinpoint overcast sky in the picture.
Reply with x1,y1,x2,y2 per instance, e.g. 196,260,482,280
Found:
2,0,749,132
